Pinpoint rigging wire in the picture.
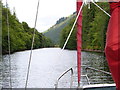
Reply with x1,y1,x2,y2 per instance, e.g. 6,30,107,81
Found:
62,1,110,51
6,0,12,89
61,2,84,50
92,1,111,17
60,1,111,87
25,0,40,89
4,0,111,88
86,1,111,84
59,3,84,87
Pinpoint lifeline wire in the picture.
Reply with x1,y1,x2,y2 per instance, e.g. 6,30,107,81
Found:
25,0,40,89
6,0,12,89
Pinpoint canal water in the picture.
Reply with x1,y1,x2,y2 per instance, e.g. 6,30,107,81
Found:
1,48,114,88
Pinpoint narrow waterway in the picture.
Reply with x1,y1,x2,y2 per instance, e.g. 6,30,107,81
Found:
1,48,114,88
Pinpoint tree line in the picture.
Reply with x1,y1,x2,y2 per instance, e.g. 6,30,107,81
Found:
60,3,110,51
2,4,53,54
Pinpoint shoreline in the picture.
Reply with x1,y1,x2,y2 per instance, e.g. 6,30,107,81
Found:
2,47,105,55
82,49,104,53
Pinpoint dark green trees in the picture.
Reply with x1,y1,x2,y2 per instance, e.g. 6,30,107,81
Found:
82,3,110,51
60,18,77,50
60,3,110,51
2,5,53,54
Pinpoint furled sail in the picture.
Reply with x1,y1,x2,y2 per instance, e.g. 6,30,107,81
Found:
105,1,120,89
77,0,82,85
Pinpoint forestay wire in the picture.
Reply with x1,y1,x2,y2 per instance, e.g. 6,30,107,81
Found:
62,2,84,50
6,0,12,89
25,0,40,88
92,1,111,17
61,1,111,50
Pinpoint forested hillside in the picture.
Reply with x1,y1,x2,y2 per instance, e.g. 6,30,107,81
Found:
43,13,76,45
60,3,110,51
60,18,77,50
2,5,53,54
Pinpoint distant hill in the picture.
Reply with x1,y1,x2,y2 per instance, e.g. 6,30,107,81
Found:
43,12,76,45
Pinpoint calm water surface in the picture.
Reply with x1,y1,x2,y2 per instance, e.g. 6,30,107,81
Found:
1,48,114,88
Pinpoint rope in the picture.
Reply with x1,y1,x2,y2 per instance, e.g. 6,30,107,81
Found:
92,1,111,17
25,0,40,88
6,0,12,89
62,2,84,50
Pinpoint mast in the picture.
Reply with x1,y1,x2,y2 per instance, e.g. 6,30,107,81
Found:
77,0,82,86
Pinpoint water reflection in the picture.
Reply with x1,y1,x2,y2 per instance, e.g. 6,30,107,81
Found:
81,51,114,85
1,48,114,88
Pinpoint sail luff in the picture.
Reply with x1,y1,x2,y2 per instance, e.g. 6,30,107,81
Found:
105,2,120,89
77,1,82,85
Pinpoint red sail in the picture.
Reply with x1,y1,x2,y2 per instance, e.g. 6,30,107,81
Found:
77,1,82,85
105,2,120,89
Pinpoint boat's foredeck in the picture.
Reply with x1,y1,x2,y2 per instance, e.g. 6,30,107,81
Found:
82,84,116,90
55,66,115,88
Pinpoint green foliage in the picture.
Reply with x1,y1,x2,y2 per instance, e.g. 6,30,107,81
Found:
44,14,76,45
2,5,53,54
82,3,110,51
60,3,110,50
0,1,2,57
60,18,77,50
56,17,67,25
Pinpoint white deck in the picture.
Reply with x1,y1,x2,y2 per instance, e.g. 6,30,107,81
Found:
82,83,116,88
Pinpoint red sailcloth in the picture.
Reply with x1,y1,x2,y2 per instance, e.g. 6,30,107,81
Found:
77,1,82,85
105,2,120,89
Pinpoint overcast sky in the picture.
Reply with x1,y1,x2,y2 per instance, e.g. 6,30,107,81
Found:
2,0,76,32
